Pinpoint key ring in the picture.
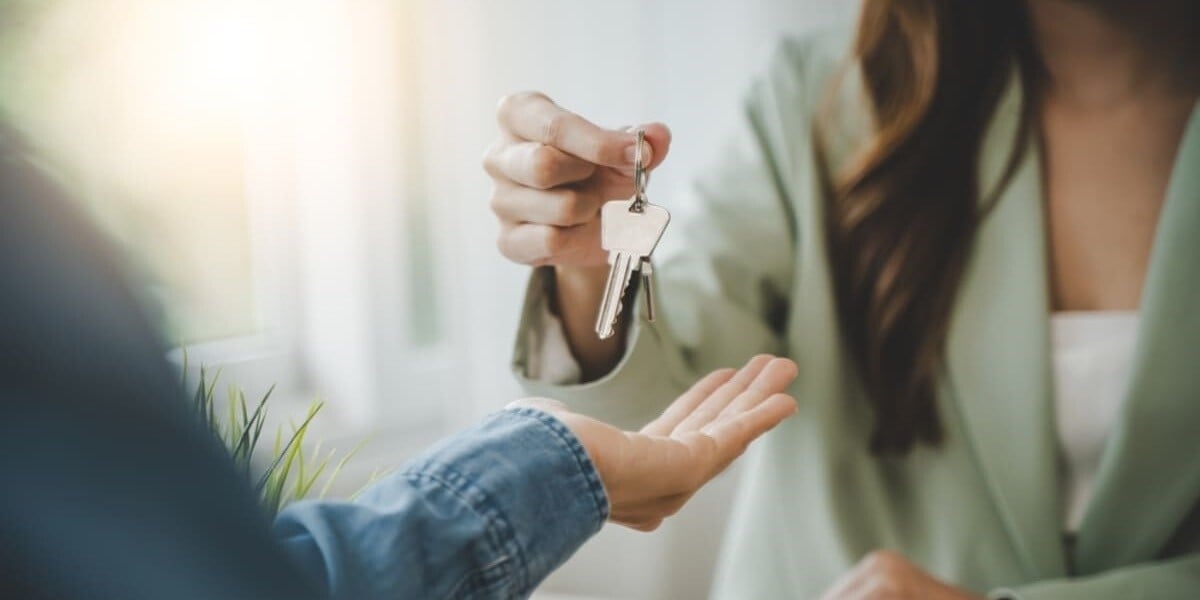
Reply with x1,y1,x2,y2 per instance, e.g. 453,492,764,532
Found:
631,128,648,213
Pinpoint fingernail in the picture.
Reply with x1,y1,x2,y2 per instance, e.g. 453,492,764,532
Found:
625,140,653,166
624,144,638,165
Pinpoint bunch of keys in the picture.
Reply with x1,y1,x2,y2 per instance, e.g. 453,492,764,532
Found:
594,128,670,340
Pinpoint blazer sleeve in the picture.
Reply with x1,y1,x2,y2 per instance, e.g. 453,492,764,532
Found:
989,554,1200,600
511,39,818,430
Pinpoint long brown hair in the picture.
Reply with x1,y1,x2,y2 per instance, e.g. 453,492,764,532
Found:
823,0,1038,455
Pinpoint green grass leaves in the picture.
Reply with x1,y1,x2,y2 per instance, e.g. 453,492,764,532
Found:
185,357,381,517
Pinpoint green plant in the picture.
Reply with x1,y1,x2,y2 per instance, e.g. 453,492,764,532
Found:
185,359,385,517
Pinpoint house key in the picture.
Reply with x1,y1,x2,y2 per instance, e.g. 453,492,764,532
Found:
594,129,670,340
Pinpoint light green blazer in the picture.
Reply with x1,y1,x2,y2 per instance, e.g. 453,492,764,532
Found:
513,28,1200,599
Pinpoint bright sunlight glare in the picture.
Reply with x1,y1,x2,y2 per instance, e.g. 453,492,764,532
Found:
171,9,264,114
0,0,354,342
2,0,347,181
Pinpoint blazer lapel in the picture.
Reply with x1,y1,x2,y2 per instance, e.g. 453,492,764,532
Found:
943,75,1067,579
1074,102,1200,573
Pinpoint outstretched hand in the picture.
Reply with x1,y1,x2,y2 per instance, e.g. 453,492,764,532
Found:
511,354,798,531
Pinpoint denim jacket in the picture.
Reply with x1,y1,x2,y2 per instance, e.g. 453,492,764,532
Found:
275,408,610,599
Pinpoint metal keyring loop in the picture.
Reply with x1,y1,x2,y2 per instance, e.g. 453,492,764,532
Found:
631,128,648,212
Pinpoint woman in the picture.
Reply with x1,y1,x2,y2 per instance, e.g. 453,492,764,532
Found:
484,0,1199,597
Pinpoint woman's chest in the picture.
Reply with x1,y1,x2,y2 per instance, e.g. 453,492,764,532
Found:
1040,96,1194,311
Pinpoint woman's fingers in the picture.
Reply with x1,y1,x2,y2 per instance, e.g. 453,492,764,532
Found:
588,166,639,202
483,140,597,189
496,91,638,168
496,220,606,267
638,123,672,170
486,91,674,270
614,122,672,175
490,182,603,227
641,368,737,436
670,354,774,435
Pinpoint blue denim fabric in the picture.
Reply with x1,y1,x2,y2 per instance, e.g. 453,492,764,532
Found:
274,408,610,599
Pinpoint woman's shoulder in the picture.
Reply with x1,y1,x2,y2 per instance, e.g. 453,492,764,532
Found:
738,25,867,177
752,25,857,114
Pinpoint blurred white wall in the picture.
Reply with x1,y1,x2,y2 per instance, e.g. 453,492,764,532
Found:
410,2,860,598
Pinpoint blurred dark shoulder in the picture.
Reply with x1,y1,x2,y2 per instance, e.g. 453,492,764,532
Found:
0,122,318,600
0,120,180,413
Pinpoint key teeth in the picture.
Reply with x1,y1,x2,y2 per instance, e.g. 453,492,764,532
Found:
598,285,628,339
610,298,625,331
594,254,635,340
595,274,633,340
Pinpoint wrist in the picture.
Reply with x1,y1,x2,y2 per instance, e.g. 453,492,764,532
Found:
550,264,608,314
554,264,609,290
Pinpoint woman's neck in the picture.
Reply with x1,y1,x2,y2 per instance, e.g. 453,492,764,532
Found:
1026,0,1199,108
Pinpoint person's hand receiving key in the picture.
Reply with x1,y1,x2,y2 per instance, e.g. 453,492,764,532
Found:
484,91,672,269
511,355,798,531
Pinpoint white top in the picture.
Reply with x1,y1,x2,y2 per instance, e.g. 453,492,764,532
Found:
1052,311,1139,532
529,301,1140,533
524,300,584,385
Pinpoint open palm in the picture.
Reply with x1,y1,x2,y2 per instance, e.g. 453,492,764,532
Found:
513,354,798,531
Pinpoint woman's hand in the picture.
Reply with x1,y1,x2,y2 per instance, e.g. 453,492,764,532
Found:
483,91,672,269
819,551,984,600
511,354,797,531
483,92,673,376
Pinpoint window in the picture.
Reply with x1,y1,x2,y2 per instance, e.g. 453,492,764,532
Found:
0,0,265,344
0,0,452,433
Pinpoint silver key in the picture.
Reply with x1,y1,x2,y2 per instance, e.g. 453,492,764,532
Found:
640,258,656,323
594,130,670,339
594,199,669,338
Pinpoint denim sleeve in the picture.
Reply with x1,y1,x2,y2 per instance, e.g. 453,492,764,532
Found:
273,407,610,599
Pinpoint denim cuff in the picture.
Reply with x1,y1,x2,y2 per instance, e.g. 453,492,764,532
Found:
401,407,609,597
